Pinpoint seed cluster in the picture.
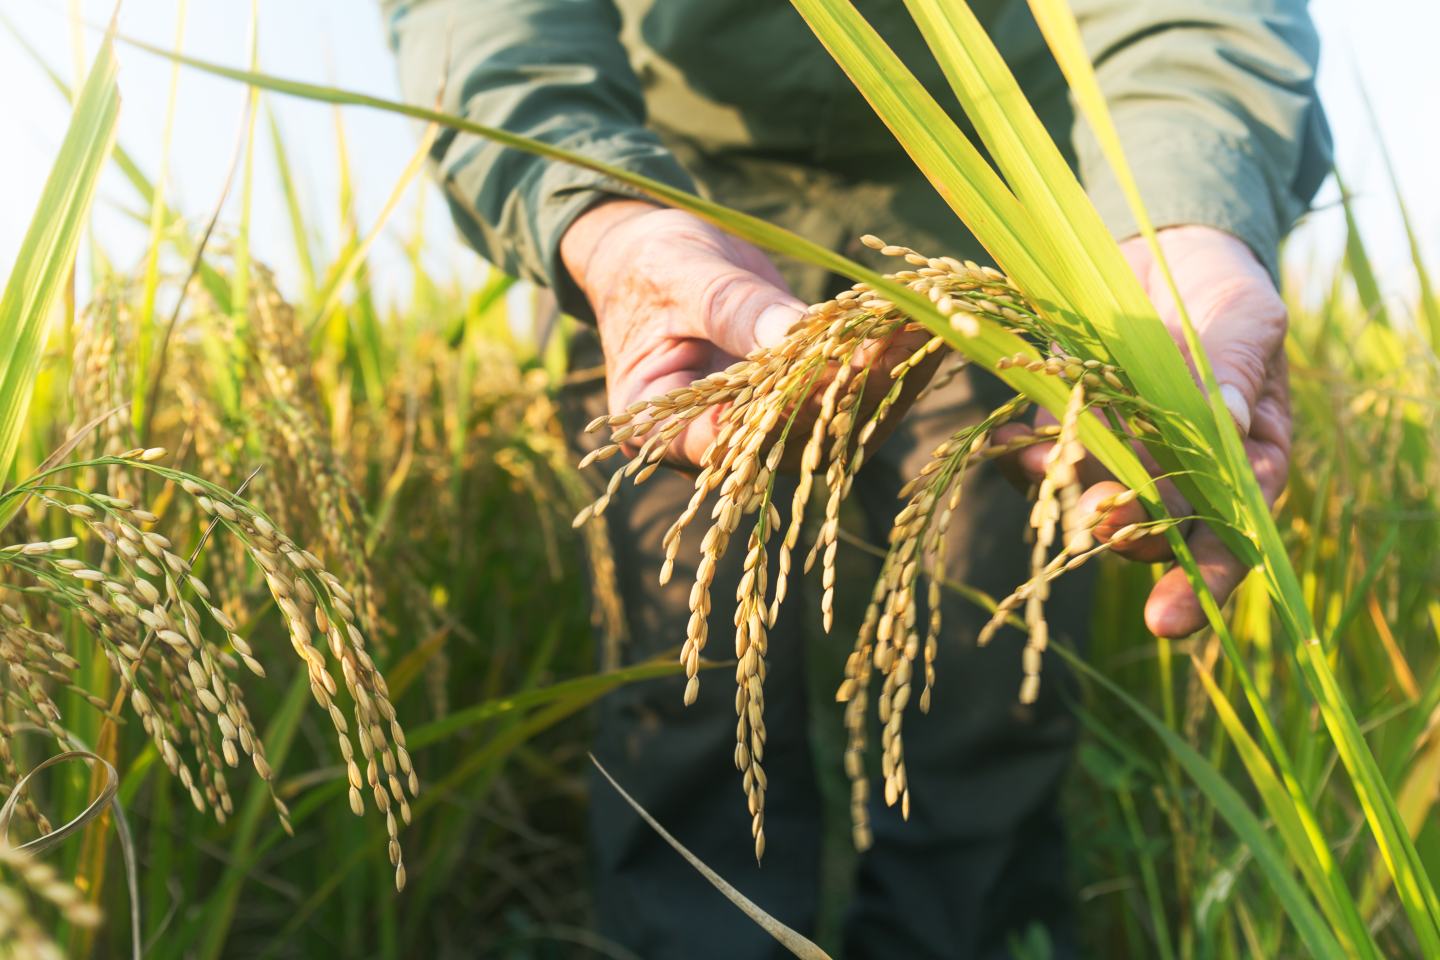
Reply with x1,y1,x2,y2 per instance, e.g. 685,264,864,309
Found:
250,268,382,650
8,254,615,910
0,450,417,891
836,396,1030,846
0,842,101,960
182,472,418,889
0,613,100,837
576,237,1158,854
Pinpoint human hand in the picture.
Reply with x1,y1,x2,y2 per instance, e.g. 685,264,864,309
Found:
1001,225,1290,637
561,200,935,470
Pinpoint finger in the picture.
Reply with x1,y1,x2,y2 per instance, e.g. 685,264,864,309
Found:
1247,350,1291,505
1118,234,1154,282
1076,481,1174,563
611,341,730,468
1013,409,1061,483
990,423,1050,490
694,268,806,357
1198,278,1285,437
992,419,1110,494
1019,441,1050,485
847,324,943,402
1021,408,1116,491
1180,247,1285,437
1077,481,1139,540
1144,523,1250,638
845,331,949,454
646,375,732,470
1131,229,1287,438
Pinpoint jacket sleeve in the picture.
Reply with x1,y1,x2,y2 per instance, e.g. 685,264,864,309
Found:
380,0,696,316
1070,0,1332,277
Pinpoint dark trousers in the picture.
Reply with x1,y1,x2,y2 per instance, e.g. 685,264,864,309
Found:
569,332,1089,960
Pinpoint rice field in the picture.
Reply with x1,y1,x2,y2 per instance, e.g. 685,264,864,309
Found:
3,3,1440,959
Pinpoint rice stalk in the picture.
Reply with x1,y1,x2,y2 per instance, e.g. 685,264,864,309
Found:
0,449,417,890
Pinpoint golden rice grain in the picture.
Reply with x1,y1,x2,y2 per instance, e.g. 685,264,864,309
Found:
574,237,1153,855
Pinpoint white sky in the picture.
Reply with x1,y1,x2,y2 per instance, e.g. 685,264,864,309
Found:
0,0,1435,314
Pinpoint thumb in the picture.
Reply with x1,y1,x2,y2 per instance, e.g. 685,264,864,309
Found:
697,269,806,358
1196,280,1286,438
1143,227,1285,439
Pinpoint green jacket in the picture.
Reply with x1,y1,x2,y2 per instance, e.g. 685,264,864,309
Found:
381,0,1329,311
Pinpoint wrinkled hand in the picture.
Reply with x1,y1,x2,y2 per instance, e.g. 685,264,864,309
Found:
561,199,935,470
1003,225,1291,638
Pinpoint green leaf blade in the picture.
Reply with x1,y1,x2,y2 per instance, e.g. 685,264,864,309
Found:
0,31,120,489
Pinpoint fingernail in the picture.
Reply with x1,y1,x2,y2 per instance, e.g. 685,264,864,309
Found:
754,304,803,350
1219,383,1251,436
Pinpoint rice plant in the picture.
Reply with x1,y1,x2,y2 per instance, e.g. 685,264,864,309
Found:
0,16,637,957
573,236,1174,859
3,0,1439,957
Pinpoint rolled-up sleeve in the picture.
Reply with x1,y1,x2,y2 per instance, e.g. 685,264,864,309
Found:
381,0,696,315
1071,0,1332,277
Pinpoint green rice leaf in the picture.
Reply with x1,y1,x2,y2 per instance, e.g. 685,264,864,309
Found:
132,0,188,433
111,32,1150,495
0,25,119,498
1190,656,1378,957
1054,644,1344,958
1027,3,1440,948
266,102,319,302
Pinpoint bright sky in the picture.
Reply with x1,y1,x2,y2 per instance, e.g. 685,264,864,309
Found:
0,0,1435,314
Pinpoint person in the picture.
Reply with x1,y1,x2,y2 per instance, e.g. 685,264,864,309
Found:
381,1,1329,956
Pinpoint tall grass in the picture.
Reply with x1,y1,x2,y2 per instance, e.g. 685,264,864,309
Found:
1,2,1437,957
0,14,654,957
